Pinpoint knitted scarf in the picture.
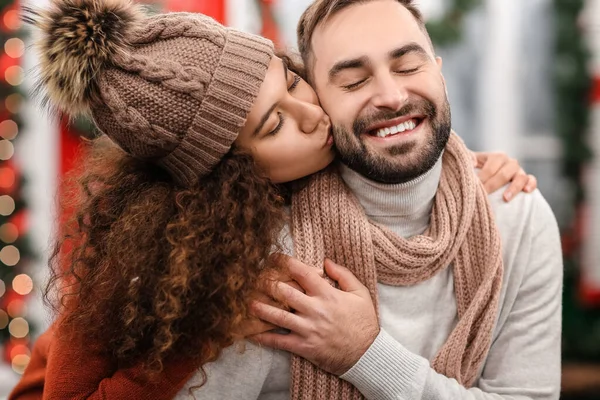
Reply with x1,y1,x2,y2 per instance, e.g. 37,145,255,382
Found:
290,132,504,399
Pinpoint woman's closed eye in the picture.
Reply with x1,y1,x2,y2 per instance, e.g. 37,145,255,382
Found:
266,75,299,136
268,112,285,136
288,74,301,92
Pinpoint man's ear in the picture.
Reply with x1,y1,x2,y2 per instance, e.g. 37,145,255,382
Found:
436,57,449,96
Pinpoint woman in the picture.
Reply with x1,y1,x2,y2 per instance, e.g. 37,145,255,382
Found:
11,0,535,399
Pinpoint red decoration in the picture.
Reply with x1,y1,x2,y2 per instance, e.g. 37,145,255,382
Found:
164,0,226,23
592,76,600,104
259,0,281,46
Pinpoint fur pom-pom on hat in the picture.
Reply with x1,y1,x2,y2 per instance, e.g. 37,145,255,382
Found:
24,0,274,187
24,0,145,116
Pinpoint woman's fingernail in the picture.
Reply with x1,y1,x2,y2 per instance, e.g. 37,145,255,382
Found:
525,185,532,192
504,192,512,201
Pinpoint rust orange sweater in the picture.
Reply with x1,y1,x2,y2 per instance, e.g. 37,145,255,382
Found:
9,323,201,400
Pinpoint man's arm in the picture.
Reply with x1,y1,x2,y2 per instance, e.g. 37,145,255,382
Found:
253,191,562,399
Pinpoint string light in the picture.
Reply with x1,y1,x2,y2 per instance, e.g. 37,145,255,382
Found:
8,317,28,338
5,65,23,86
13,274,33,296
0,139,14,160
5,94,21,114
1,0,33,372
0,222,18,243
0,119,18,140
0,244,20,266
0,309,8,329
4,38,24,58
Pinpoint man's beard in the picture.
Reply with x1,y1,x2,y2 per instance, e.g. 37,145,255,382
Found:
333,97,451,184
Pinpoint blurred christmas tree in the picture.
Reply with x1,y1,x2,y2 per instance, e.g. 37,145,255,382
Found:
555,0,600,362
0,0,35,375
428,0,600,365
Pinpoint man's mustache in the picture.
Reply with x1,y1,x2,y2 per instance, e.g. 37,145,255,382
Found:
352,100,437,136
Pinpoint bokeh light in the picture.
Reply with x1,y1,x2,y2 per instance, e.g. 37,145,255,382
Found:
11,354,30,374
0,278,5,297
13,274,33,296
10,343,30,359
3,10,21,31
0,244,20,266
8,317,29,338
4,38,24,58
5,94,21,114
5,65,23,86
7,299,25,317
0,139,14,160
0,222,19,243
0,195,14,216
0,119,18,140
0,167,15,188
0,309,8,329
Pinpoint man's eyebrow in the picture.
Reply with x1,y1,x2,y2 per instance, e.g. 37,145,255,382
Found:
389,42,429,60
328,56,370,81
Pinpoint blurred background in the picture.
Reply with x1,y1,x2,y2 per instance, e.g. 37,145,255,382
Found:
0,0,598,398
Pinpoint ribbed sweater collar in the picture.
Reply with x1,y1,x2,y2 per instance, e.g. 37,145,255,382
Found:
339,157,442,237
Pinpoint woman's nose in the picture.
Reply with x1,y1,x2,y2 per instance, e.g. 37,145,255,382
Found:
293,98,327,134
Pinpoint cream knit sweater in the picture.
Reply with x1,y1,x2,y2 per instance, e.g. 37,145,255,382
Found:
176,158,563,400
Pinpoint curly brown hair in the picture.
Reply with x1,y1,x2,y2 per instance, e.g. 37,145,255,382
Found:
47,135,287,377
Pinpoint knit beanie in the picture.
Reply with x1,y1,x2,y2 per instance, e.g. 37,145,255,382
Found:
27,0,274,187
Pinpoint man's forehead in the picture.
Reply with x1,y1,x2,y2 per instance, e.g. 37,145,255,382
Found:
310,1,428,67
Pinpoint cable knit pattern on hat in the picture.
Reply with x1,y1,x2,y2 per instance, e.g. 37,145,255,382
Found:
29,0,274,187
290,132,504,399
95,14,273,186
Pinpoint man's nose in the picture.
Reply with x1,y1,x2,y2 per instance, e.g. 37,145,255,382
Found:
370,74,407,111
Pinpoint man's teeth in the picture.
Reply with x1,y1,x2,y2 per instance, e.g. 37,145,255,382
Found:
375,120,417,138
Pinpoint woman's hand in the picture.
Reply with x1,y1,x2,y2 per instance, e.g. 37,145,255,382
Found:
236,267,306,338
473,152,537,202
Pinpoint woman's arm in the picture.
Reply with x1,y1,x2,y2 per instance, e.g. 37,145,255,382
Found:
9,322,199,400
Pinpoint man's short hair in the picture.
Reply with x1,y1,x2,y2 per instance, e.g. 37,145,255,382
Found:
297,0,430,81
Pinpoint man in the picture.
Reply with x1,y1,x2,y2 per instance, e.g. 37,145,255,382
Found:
250,1,562,399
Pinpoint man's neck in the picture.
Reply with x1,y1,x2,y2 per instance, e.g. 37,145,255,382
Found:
339,157,442,238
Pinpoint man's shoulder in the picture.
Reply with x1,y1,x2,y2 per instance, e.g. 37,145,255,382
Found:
487,185,558,237
487,185,562,288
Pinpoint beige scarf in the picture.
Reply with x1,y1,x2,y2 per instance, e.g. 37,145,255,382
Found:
290,132,504,399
